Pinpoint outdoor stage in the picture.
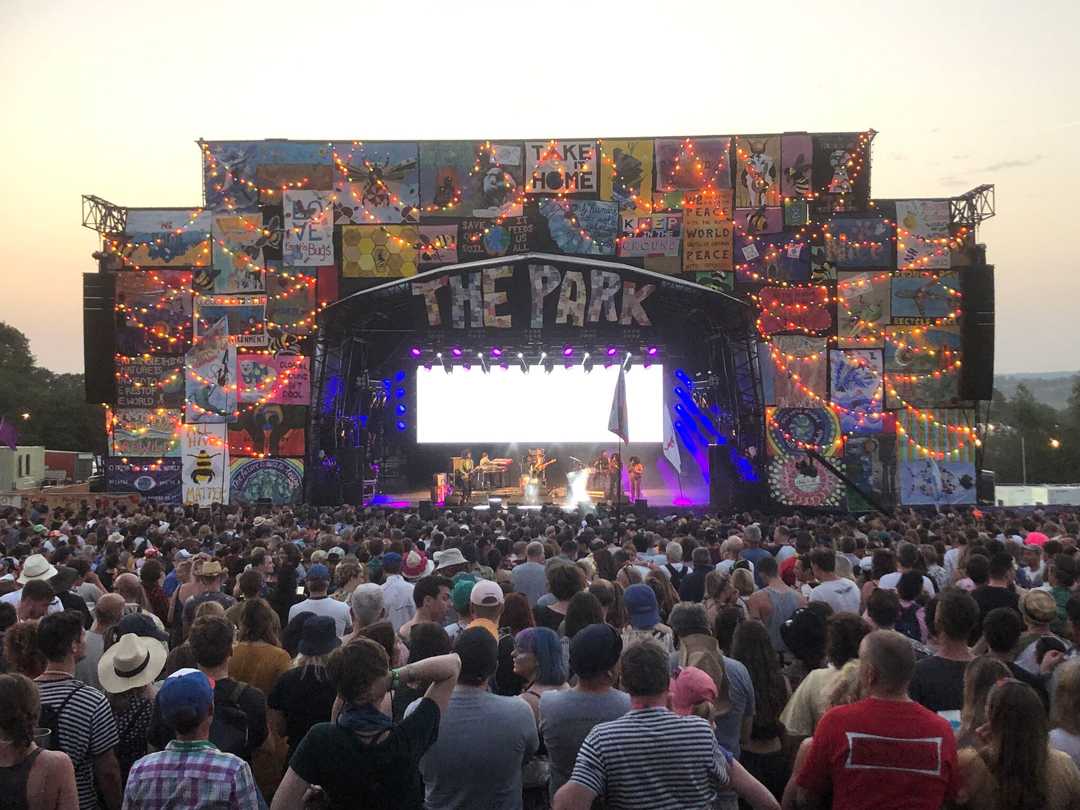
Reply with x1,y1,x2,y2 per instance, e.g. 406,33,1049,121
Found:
309,253,765,511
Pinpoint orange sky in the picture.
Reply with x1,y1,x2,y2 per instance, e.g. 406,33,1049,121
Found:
1,0,1076,374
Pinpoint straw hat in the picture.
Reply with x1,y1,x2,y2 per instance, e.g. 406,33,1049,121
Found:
98,633,167,694
17,554,57,585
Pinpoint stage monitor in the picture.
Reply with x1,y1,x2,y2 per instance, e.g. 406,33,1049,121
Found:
416,364,663,444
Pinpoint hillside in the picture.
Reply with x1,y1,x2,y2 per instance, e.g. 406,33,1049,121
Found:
995,372,1078,411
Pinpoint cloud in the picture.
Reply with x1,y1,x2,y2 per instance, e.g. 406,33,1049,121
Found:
971,154,1044,173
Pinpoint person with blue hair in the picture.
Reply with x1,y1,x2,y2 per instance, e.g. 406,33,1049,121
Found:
513,626,568,722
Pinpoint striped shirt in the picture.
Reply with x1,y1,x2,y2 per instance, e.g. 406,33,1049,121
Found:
122,739,260,810
569,707,730,810
36,676,120,810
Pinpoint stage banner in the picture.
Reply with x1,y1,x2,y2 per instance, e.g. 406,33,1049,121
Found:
110,408,181,457
766,406,842,458
734,136,781,209
530,199,618,256
404,262,658,331
617,212,681,260
418,225,459,267
209,215,266,293
736,232,810,284
201,141,332,213
185,316,237,424
105,457,182,504
265,269,316,336
341,225,419,278
655,137,731,191
458,217,535,261
837,271,890,348
237,355,310,405
768,454,845,508
229,458,304,506
897,408,976,506
844,433,891,512
181,423,229,506
332,142,419,224
884,324,962,407
418,141,524,219
114,270,192,357
599,139,654,213
121,209,211,268
829,349,884,434
769,337,827,407
780,134,813,199
525,140,598,195
283,191,335,266
890,271,961,324
116,356,185,409
683,191,734,272
896,200,952,269
824,216,894,268
228,404,307,457
812,133,870,210
757,286,833,336
194,295,267,347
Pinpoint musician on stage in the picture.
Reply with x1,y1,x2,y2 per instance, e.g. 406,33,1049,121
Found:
628,455,645,501
477,451,491,490
458,449,474,500
607,452,623,503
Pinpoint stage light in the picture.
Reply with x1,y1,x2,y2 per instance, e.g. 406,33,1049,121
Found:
394,371,406,383
606,346,617,357
582,352,593,373
451,347,463,358
477,352,489,374
562,345,574,357
517,352,528,373
491,347,503,358
437,352,452,374
622,351,633,372
395,387,406,399
396,404,406,415
396,420,407,432
646,346,658,356
409,347,422,358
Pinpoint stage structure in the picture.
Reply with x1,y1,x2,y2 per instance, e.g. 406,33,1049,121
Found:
81,133,997,511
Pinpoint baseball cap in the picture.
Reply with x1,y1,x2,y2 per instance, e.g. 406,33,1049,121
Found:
623,584,660,629
382,552,403,568
1025,531,1049,547
117,612,170,643
328,546,346,560
157,669,215,725
470,580,504,607
307,564,330,581
451,577,476,613
569,623,623,679
671,666,718,715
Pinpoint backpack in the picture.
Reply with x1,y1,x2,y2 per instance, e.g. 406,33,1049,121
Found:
209,681,253,759
38,682,85,751
895,601,922,643
665,563,686,591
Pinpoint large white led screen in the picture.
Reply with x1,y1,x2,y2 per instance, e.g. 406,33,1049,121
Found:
416,364,663,444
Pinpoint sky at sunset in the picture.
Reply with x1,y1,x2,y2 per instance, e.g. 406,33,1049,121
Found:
1,0,1076,375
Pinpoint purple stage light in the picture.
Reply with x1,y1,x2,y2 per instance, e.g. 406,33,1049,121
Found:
646,346,658,356
491,347,503,358
409,347,422,358
563,346,574,357
451,347,463,358
606,346,617,357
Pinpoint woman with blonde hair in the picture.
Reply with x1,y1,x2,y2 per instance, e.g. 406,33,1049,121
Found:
957,679,1080,809
703,570,738,625
268,615,341,760
1051,659,1080,767
731,567,755,615
331,560,364,602
957,656,1011,748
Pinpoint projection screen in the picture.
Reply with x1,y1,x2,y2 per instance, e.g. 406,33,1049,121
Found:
415,364,663,444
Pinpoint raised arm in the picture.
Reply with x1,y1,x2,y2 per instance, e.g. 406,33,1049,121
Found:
397,653,461,715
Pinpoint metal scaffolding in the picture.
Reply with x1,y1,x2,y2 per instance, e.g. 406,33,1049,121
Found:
81,195,127,234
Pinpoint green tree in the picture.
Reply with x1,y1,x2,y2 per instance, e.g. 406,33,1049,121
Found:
0,322,106,454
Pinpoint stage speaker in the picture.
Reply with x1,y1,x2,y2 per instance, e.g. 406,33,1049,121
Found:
83,272,117,405
977,469,996,506
960,261,995,401
709,444,736,512
419,500,433,520
634,499,648,517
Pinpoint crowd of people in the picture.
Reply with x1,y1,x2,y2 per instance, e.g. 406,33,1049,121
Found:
1,498,1080,809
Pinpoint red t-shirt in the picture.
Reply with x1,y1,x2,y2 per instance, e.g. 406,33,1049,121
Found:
796,697,959,810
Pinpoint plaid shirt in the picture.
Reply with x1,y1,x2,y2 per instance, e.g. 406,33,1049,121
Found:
121,739,260,810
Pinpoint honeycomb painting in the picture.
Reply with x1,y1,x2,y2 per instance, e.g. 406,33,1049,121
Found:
341,225,419,278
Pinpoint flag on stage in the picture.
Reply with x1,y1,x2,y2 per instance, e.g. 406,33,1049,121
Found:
0,417,16,451
663,407,681,474
608,367,628,443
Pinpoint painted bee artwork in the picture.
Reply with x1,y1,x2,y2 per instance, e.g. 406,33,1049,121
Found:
187,449,218,484
334,143,419,224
